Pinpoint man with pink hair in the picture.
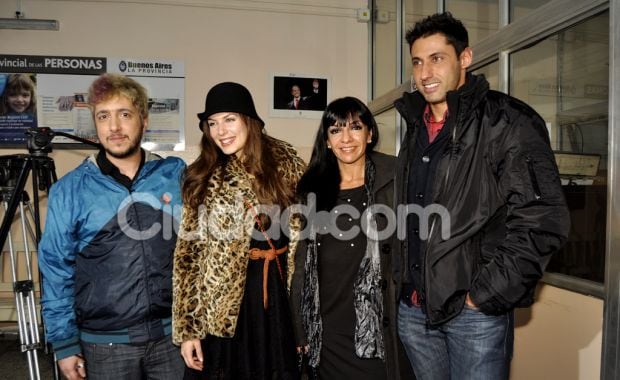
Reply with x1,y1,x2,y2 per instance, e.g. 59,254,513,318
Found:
39,73,186,380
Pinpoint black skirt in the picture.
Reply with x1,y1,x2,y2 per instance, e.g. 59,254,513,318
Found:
185,238,299,380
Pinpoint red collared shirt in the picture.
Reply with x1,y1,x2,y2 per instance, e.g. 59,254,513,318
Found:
423,104,448,144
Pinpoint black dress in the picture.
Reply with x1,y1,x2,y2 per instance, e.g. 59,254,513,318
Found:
317,185,387,380
185,226,299,380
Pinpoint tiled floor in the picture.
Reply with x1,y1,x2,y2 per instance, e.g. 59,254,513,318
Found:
0,323,55,380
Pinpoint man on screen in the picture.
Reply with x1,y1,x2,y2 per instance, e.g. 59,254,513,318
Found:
287,84,311,110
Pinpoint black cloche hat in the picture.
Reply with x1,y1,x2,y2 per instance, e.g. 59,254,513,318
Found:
197,82,265,130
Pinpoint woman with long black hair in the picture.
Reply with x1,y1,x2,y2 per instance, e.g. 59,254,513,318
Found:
292,97,408,379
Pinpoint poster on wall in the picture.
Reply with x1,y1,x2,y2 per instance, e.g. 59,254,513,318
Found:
0,54,184,151
269,73,329,119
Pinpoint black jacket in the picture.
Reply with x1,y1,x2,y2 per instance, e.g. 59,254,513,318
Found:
393,73,570,325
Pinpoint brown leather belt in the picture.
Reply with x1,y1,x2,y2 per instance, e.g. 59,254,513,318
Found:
249,245,287,309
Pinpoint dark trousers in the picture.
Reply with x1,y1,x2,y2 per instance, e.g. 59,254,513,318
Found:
81,335,184,380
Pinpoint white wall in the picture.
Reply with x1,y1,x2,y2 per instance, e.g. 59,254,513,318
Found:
512,284,603,380
0,0,370,168
0,0,370,308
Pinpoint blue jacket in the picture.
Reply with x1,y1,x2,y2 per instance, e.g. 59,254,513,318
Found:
39,152,185,359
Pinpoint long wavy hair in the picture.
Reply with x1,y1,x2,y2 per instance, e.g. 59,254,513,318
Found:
183,114,295,209
297,97,379,211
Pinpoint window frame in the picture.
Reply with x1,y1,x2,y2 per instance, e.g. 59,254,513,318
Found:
369,0,610,299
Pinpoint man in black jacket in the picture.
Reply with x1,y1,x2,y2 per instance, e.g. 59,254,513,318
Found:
394,12,570,380
287,84,310,110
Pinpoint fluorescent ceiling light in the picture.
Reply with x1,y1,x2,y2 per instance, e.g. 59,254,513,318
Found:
0,18,59,30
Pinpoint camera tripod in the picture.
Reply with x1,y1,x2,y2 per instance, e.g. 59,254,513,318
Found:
0,153,57,380
0,127,100,380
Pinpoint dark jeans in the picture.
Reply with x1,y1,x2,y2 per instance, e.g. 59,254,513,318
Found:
81,335,184,380
398,301,514,380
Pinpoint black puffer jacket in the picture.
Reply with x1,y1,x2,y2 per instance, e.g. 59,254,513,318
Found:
393,73,570,325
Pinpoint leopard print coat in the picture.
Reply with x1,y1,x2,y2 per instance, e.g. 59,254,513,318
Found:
172,138,305,344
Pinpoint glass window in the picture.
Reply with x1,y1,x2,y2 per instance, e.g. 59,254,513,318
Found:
510,12,609,283
373,0,398,98
472,60,500,91
374,108,398,155
402,0,437,86
445,0,499,45
510,0,550,22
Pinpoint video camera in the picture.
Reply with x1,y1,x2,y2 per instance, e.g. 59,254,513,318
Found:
0,127,100,194
0,156,23,189
0,127,56,191
25,127,55,156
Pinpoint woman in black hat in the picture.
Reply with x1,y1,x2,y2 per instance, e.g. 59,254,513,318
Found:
172,82,305,380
